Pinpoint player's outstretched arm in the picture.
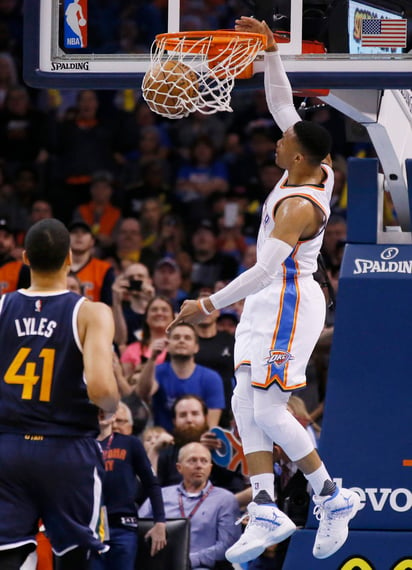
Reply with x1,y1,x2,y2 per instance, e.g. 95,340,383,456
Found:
79,301,120,414
167,198,318,328
235,16,300,132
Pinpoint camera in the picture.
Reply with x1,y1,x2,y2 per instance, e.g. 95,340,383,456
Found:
128,279,143,291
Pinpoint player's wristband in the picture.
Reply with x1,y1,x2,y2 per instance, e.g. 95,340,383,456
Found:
197,298,213,315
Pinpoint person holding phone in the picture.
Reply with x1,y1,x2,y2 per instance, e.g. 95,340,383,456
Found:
120,296,174,391
111,262,155,350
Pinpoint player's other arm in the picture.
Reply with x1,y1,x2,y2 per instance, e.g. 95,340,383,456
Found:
78,301,120,414
235,17,300,132
168,198,317,326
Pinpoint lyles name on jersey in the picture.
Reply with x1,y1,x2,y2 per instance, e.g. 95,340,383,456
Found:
15,317,57,338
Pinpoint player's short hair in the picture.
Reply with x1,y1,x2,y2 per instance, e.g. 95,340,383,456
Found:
24,218,70,272
293,120,332,166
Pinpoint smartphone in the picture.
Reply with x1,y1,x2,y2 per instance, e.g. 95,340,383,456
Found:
224,203,238,228
128,279,143,291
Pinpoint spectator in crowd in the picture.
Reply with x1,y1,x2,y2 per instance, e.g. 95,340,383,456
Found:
11,198,54,262
121,126,171,189
111,261,154,349
156,395,247,496
66,271,82,294
216,205,249,264
120,295,174,385
0,85,52,177
139,196,163,249
54,89,115,221
0,164,30,234
114,101,171,168
194,295,235,429
122,159,171,219
142,425,174,472
139,442,241,570
72,170,121,251
90,405,166,570
108,217,159,273
175,136,229,223
228,126,277,193
169,110,227,158
237,243,257,275
69,220,115,304
0,217,30,294
321,214,347,272
190,218,239,293
111,401,134,436
29,199,53,224
216,310,239,336
0,52,18,109
152,257,188,312
136,322,225,432
154,213,189,259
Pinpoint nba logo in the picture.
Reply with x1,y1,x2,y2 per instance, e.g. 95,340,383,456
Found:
64,0,88,49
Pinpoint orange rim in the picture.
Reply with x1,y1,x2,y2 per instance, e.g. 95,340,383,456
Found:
155,30,267,57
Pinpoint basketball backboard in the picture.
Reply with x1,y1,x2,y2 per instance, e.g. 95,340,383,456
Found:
24,0,412,90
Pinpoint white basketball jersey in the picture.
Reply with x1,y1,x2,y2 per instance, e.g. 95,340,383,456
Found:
256,163,334,278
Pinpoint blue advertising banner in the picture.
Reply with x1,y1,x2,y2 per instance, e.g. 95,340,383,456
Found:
311,244,412,531
284,529,412,570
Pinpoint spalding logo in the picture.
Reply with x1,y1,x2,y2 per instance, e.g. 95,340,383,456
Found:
380,247,399,260
267,349,294,367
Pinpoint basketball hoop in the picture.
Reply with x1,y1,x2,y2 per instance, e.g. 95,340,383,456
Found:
142,30,267,119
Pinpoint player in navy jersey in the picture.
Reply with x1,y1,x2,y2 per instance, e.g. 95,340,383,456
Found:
0,218,119,570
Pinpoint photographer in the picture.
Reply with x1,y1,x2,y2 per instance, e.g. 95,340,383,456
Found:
111,262,154,350
120,296,174,389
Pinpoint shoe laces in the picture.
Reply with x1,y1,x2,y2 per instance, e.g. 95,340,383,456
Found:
235,512,249,527
313,498,352,537
236,505,279,531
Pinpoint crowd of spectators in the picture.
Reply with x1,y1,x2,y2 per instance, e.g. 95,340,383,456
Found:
0,2,401,569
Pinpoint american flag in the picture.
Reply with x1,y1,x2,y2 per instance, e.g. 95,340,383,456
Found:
361,19,407,47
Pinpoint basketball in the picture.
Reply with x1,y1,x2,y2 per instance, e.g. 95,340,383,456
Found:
142,60,198,118
78,18,87,26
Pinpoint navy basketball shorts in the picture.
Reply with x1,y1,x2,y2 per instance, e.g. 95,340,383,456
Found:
0,434,107,555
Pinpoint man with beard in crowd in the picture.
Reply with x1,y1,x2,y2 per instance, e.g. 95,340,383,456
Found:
156,395,247,497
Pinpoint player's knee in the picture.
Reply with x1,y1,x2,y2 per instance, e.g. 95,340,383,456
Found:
231,391,253,438
253,403,290,441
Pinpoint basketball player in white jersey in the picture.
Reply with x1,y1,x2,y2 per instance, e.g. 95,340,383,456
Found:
169,17,360,565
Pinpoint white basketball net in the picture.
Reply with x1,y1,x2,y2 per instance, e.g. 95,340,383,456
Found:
142,33,265,119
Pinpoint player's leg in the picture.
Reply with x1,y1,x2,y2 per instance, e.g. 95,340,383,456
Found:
253,386,361,559
0,545,36,570
225,367,296,565
54,547,90,570
41,438,108,561
0,435,41,568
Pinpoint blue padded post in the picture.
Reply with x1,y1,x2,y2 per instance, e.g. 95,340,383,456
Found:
406,159,412,228
347,158,378,244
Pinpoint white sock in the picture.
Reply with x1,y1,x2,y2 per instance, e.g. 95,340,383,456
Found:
250,473,275,501
305,463,333,495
